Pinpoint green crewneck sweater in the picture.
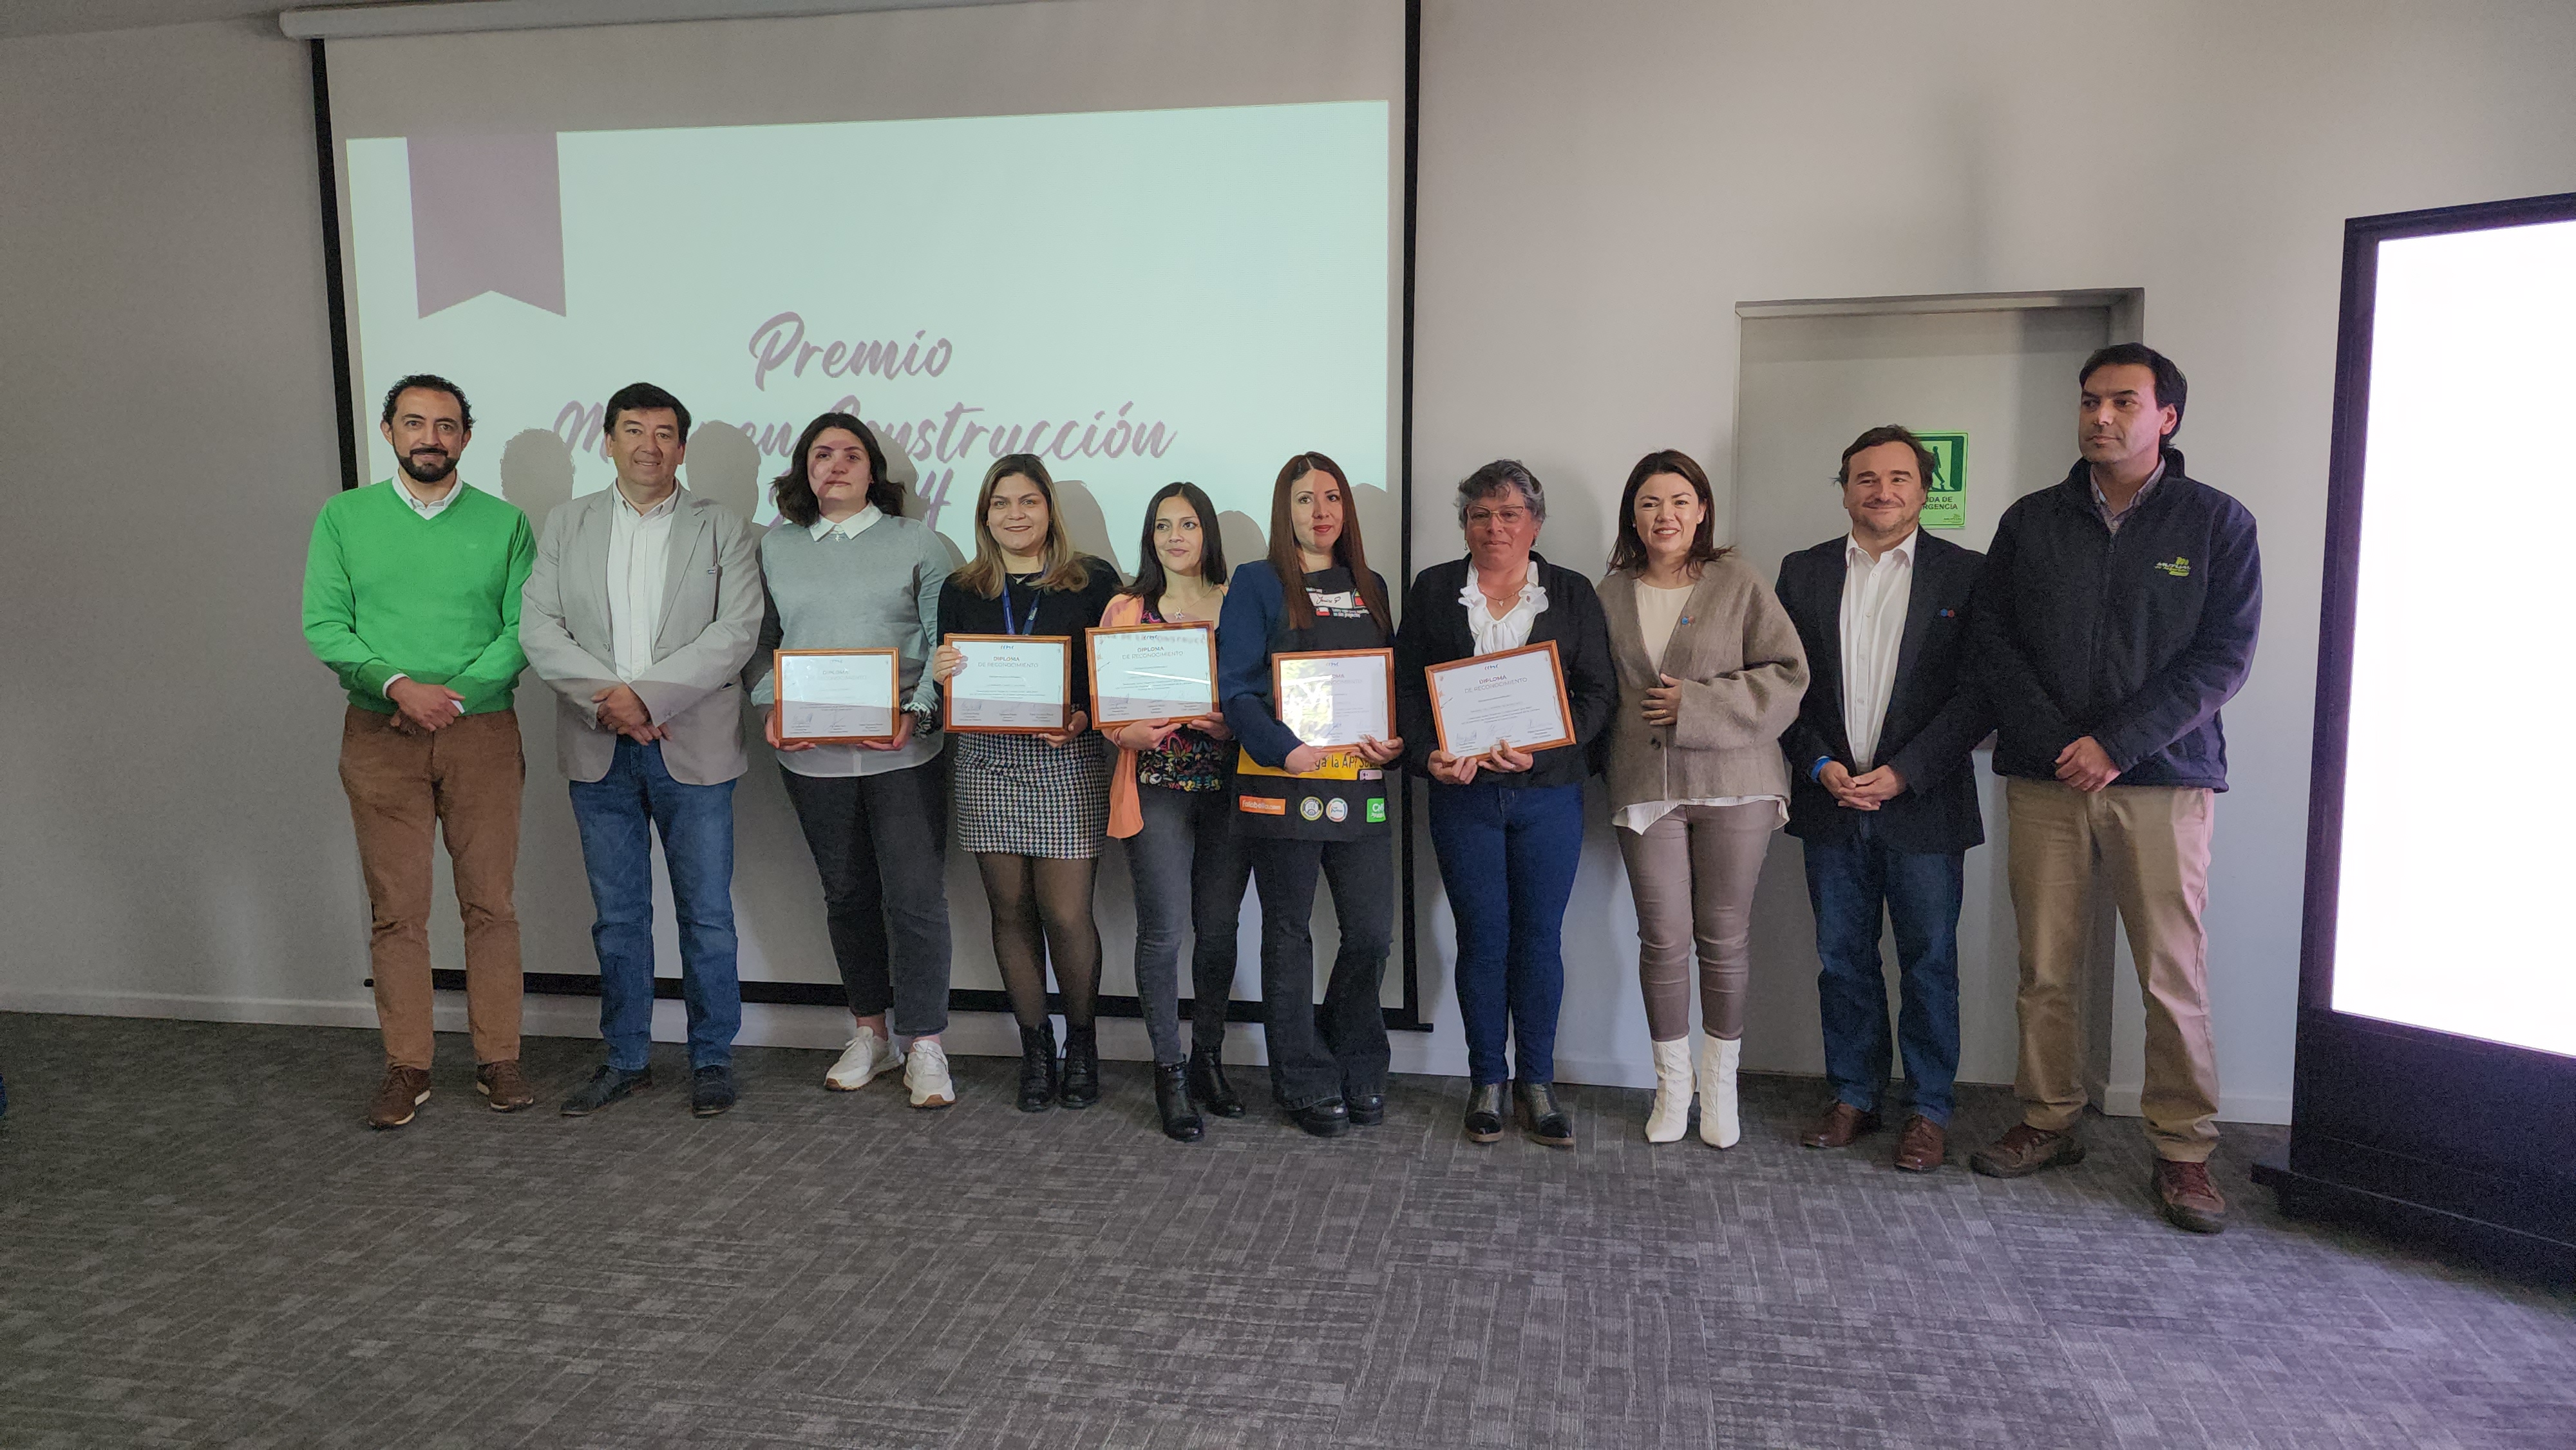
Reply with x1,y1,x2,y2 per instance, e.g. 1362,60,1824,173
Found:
302,480,536,714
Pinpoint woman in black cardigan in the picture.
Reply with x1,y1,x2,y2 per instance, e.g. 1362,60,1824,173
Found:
1394,459,1618,1147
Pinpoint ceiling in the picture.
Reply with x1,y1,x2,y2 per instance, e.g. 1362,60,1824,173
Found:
0,0,411,41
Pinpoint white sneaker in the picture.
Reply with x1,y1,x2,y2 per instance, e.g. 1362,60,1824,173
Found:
824,1031,902,1091
904,1038,956,1109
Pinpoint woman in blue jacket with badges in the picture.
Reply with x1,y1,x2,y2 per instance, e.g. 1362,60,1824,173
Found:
1216,453,1405,1139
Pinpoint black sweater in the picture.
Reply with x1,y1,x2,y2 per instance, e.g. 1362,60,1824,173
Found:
1394,553,1618,791
937,557,1121,717
1971,449,2260,790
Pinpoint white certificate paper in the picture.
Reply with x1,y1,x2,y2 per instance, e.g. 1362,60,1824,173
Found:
948,636,1070,730
1275,651,1391,749
1092,625,1215,724
1429,643,1573,756
778,652,896,740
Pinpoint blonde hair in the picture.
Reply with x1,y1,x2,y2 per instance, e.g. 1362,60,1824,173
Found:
952,453,1094,598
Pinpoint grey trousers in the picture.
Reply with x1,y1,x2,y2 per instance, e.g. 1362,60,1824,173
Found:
1615,801,1776,1041
1124,783,1251,1064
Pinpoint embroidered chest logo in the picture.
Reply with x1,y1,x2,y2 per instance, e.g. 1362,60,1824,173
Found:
2153,557,2192,578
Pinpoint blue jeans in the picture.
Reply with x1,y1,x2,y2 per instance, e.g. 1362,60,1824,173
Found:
1801,815,1964,1124
568,738,741,1072
1427,778,1586,1085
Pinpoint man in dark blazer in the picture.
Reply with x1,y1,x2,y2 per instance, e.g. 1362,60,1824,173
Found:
1776,425,1993,1172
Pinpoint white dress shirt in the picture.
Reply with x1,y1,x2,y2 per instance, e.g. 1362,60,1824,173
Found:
392,473,461,520
784,504,943,780
1838,527,1918,770
605,484,679,682
1461,569,1547,656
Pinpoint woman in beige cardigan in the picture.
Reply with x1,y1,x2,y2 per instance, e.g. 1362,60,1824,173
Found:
1598,450,1808,1147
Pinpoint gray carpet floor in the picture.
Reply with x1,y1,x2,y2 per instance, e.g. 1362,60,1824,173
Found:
0,1013,2569,1449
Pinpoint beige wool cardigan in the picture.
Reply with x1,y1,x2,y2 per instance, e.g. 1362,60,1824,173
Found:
1597,554,1811,814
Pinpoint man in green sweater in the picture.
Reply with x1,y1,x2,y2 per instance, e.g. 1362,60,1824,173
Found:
303,374,538,1129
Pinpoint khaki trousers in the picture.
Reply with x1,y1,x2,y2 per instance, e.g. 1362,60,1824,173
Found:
2004,777,2221,1162
337,706,526,1069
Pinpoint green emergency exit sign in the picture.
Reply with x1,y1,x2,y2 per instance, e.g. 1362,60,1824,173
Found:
1915,431,1967,530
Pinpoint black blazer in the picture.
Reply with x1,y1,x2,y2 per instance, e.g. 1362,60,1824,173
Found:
1774,531,1992,854
1394,552,1618,791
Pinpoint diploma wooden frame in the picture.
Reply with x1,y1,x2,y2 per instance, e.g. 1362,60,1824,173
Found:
1423,639,1577,757
1085,621,1218,728
1270,646,1397,749
773,648,902,745
940,633,1074,735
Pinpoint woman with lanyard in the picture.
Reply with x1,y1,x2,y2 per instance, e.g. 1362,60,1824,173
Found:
1098,482,1249,1142
933,454,1121,1113
751,414,958,1108
1393,460,1618,1148
1215,452,1404,1139
1597,449,1808,1147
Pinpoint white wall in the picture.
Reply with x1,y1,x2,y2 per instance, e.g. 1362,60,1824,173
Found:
1401,0,2576,1120
8,3,2576,1125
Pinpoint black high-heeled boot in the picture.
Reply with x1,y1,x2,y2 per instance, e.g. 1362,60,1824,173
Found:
1060,1024,1100,1109
1153,1063,1203,1142
1186,1042,1245,1118
1016,1021,1058,1113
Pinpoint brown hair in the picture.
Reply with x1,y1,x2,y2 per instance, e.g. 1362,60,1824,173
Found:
951,453,1094,598
770,413,904,528
1607,449,1730,574
1835,424,1940,489
1267,451,1390,632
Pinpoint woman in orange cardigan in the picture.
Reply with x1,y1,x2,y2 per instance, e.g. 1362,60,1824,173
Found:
1099,483,1251,1142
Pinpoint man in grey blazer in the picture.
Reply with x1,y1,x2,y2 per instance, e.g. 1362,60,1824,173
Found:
520,382,764,1119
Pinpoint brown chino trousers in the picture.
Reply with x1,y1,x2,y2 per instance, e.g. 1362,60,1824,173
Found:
337,706,526,1069
2004,777,2221,1162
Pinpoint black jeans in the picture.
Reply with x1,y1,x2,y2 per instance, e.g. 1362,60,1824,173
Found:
779,761,953,1037
1125,784,1251,1064
1247,834,1394,1109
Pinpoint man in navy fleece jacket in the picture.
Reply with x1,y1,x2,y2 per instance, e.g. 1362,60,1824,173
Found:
1964,343,2262,1237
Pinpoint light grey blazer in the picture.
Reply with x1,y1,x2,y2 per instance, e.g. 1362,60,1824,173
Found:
520,487,764,786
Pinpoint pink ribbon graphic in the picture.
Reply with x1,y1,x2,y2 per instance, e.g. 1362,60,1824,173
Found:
408,133,566,319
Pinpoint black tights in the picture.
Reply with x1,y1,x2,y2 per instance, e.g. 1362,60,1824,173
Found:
974,853,1103,1030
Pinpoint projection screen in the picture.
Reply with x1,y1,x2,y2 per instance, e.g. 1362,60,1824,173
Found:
316,0,1415,1019
2330,212,2576,1059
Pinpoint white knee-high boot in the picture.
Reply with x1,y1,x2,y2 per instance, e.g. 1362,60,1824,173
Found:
1698,1033,1741,1149
1644,1037,1694,1143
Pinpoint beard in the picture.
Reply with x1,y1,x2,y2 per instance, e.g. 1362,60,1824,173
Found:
399,448,457,485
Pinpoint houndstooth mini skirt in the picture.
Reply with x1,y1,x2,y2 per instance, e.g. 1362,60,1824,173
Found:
949,731,1110,858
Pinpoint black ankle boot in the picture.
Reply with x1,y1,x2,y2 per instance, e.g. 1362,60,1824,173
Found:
1060,1024,1099,1109
1153,1062,1203,1142
1016,1022,1058,1113
1186,1042,1245,1118
1517,1080,1575,1149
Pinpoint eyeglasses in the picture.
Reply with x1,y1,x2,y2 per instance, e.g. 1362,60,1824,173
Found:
1465,508,1530,527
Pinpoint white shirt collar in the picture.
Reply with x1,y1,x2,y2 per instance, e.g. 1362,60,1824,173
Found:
612,484,681,521
811,504,882,541
393,475,462,518
1846,527,1920,567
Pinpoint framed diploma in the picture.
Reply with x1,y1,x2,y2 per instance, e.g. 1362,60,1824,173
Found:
1425,640,1576,757
942,634,1072,734
1087,622,1217,727
1271,648,1395,749
774,648,900,744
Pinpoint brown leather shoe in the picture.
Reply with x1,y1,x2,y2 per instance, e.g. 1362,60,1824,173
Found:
1799,1101,1883,1148
2154,1159,2229,1234
476,1060,535,1113
1969,1122,2087,1178
1892,1115,1946,1173
366,1066,431,1129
